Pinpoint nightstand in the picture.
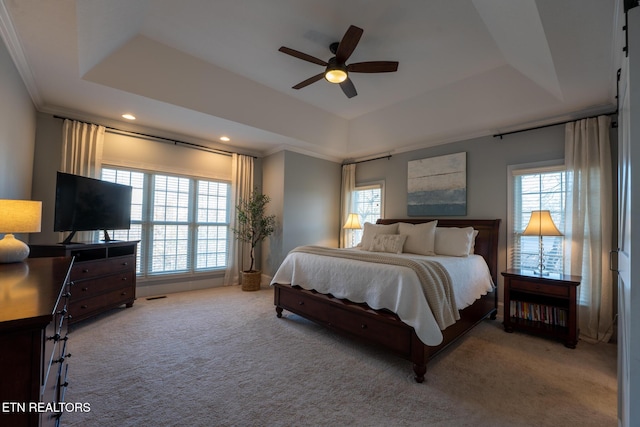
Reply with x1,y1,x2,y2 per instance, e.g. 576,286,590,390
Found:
502,269,581,348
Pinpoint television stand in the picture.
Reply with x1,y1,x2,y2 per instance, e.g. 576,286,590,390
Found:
29,240,139,324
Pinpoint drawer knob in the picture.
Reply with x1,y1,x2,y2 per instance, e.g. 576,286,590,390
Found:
82,287,89,291
82,268,89,273
121,291,127,296
47,333,60,341
298,301,304,305
122,277,127,281
55,353,72,364
361,324,368,329
81,304,88,309
122,262,128,266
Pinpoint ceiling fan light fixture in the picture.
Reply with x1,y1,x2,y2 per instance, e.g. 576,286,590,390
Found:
325,67,348,84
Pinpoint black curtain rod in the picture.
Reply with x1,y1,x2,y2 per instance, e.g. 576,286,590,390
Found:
492,110,618,139
343,154,391,165
53,115,252,158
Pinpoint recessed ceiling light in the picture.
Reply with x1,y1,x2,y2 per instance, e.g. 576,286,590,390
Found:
122,113,136,120
220,136,230,142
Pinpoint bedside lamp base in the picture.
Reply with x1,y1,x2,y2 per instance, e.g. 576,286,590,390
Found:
0,234,30,263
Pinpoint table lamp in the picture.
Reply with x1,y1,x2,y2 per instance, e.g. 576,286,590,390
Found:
522,210,562,274
343,213,362,248
0,199,42,263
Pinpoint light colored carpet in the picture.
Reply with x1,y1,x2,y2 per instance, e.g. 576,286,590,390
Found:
64,286,617,427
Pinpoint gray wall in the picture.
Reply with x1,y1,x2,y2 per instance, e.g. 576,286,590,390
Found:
30,113,63,244
356,125,567,291
262,150,341,276
0,37,36,200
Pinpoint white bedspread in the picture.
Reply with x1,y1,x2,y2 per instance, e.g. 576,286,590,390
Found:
270,248,494,346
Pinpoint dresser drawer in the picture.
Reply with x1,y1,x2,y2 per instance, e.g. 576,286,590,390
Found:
328,305,411,355
72,271,135,301
71,255,135,279
509,279,569,297
277,287,330,324
69,287,134,319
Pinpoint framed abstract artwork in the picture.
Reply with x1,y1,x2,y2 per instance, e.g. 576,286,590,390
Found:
407,152,466,216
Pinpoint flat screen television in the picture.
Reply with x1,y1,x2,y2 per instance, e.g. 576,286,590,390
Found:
54,171,132,244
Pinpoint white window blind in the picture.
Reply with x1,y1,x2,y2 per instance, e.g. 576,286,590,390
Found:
510,166,566,275
102,167,230,278
352,183,383,245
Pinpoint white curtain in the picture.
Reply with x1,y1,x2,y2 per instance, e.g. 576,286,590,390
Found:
339,163,356,248
224,153,254,286
61,119,105,177
564,115,613,342
60,119,105,242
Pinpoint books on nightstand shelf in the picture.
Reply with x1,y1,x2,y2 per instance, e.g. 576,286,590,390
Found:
509,300,567,327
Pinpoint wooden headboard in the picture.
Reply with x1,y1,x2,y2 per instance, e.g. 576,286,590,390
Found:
376,218,501,284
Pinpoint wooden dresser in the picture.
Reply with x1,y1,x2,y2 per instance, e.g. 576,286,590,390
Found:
0,257,73,427
29,241,138,324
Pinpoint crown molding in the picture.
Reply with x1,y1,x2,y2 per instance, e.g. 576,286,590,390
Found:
0,0,42,107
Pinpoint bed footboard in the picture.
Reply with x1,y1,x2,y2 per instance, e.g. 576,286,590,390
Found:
274,283,497,383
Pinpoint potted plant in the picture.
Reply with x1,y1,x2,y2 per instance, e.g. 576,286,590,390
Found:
232,188,276,291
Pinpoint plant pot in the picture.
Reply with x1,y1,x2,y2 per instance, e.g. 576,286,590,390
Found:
241,270,262,291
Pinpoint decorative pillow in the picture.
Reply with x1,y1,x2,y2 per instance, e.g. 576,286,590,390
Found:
434,226,475,257
368,234,407,254
359,222,399,250
469,229,479,254
398,221,437,255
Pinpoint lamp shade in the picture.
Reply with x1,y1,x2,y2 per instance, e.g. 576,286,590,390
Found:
0,200,42,233
522,210,562,237
0,200,42,263
343,213,362,230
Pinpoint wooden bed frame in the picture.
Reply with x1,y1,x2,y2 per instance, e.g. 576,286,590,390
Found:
273,218,501,383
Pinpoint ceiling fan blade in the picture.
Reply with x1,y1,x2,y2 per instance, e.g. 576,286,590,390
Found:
292,73,325,89
339,78,357,98
348,61,399,73
335,25,363,64
278,47,327,66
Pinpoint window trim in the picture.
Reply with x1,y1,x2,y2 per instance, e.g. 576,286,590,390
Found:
355,180,385,218
349,181,384,248
506,159,565,272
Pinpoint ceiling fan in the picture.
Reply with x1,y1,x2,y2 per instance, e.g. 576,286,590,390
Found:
278,25,399,98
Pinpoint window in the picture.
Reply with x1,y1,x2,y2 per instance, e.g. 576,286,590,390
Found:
508,163,566,275
101,167,230,278
352,183,383,245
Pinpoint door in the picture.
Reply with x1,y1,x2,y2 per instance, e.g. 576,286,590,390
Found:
617,55,632,427
618,9,640,424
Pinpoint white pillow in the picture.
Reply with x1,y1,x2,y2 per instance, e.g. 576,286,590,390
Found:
469,229,479,254
434,227,475,257
359,222,399,250
368,234,407,254
398,221,437,255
